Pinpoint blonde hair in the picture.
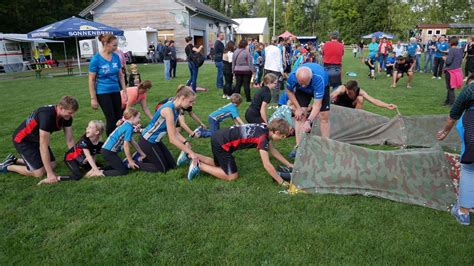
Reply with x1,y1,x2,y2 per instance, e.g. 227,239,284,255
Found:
98,33,117,45
175,85,196,99
117,108,139,126
89,120,105,135
268,118,290,136
138,80,152,92
262,73,278,86
58,96,79,111
230,93,243,105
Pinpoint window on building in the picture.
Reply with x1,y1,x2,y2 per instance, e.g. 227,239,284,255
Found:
158,30,175,42
427,30,433,35
435,30,441,35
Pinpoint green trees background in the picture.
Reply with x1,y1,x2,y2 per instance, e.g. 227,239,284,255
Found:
0,0,472,43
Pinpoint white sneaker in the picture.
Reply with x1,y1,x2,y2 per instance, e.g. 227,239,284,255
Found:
437,77,442,80
432,76,436,79
222,94,226,99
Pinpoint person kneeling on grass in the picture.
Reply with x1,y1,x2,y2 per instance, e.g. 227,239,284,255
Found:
391,56,415,89
101,108,146,176
194,93,245,138
49,120,105,183
1,96,78,184
138,85,200,172
331,80,397,110
178,119,293,187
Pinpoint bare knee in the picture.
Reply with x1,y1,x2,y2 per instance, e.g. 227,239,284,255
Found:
319,111,330,123
226,173,239,181
31,168,46,178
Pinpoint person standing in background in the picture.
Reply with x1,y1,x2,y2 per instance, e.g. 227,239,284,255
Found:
433,35,449,80
163,40,171,80
424,35,437,73
169,40,177,79
322,32,344,90
214,32,225,91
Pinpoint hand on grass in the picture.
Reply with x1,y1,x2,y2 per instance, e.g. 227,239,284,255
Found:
38,176,58,185
128,160,139,170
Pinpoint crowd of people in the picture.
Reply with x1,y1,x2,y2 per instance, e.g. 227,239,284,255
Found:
1,31,474,226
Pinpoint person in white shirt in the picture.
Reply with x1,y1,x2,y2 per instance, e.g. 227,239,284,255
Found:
393,41,405,57
264,36,284,104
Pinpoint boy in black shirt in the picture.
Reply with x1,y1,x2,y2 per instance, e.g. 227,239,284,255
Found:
391,56,415,88
185,119,293,187
1,96,78,184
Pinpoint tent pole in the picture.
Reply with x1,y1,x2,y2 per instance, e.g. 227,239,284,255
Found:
75,36,82,75
63,42,67,65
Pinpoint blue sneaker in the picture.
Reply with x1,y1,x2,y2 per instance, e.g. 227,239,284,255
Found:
288,146,298,159
0,154,16,173
187,161,200,181
132,152,141,162
451,203,470,226
177,151,190,167
191,127,202,138
122,158,130,169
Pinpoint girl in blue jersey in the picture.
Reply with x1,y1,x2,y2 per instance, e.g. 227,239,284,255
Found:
138,85,199,172
101,108,145,176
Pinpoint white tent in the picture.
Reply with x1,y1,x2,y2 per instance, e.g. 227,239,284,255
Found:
232,18,269,43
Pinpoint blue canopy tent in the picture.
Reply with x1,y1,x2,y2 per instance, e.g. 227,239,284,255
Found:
362,31,395,39
28,16,124,75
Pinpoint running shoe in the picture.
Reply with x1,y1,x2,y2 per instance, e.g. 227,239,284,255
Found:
132,151,141,162
288,146,298,159
432,76,436,79
406,84,413,89
177,151,190,167
0,154,16,173
277,171,292,182
437,77,442,80
451,203,470,226
187,161,200,181
191,127,202,138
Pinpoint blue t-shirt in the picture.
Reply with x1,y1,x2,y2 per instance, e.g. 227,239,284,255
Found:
279,90,289,106
386,56,396,65
285,63,328,99
368,42,379,57
435,42,449,58
102,121,134,152
88,53,122,94
142,101,178,143
406,43,418,57
209,103,239,122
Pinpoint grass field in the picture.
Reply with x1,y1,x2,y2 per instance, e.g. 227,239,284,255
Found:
0,53,473,264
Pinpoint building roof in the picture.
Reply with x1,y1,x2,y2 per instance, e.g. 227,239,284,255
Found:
80,0,236,25
177,0,236,25
417,24,449,29
232,18,268,35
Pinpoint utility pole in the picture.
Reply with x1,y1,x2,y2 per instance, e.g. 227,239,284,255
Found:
273,0,276,36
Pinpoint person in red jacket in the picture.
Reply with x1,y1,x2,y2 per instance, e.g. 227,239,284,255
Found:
322,31,344,91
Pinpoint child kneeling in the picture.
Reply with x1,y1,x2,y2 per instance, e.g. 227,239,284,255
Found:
185,119,293,187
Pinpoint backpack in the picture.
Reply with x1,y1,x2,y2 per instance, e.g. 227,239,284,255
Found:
191,52,205,67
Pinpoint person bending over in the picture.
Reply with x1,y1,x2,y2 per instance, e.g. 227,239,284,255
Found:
331,80,397,110
391,56,415,89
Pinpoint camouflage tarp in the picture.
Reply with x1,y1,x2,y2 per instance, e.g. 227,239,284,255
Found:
311,105,460,150
292,135,457,211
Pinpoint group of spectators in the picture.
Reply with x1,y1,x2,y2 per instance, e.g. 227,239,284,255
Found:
147,40,177,80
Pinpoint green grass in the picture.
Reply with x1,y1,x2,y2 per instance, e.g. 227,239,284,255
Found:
0,54,473,264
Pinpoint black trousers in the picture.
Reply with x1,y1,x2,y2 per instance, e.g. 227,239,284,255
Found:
234,73,252,102
97,92,123,136
137,137,176,172
170,59,177,78
59,160,88,181
466,57,474,76
445,71,455,105
245,108,264,124
101,149,128,176
433,57,445,78
386,66,394,76
223,71,233,96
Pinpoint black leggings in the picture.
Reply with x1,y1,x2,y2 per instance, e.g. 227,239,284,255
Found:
445,71,455,105
170,59,177,78
59,160,88,181
101,149,128,176
234,73,252,102
97,92,123,136
223,71,233,96
137,137,176,172
433,57,445,78
245,108,264,124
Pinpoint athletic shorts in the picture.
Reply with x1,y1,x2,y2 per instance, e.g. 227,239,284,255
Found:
13,141,55,171
295,85,330,112
211,137,238,175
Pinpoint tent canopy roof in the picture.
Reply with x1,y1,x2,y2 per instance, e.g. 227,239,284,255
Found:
0,33,64,43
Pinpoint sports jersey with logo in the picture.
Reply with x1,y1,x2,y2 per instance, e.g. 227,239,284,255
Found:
65,134,103,164
142,101,179,143
209,103,240,122
13,105,73,144
102,121,134,152
286,63,328,99
214,124,270,153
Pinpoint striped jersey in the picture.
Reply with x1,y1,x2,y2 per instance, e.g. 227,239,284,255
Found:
209,103,239,122
142,101,179,143
102,121,134,152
